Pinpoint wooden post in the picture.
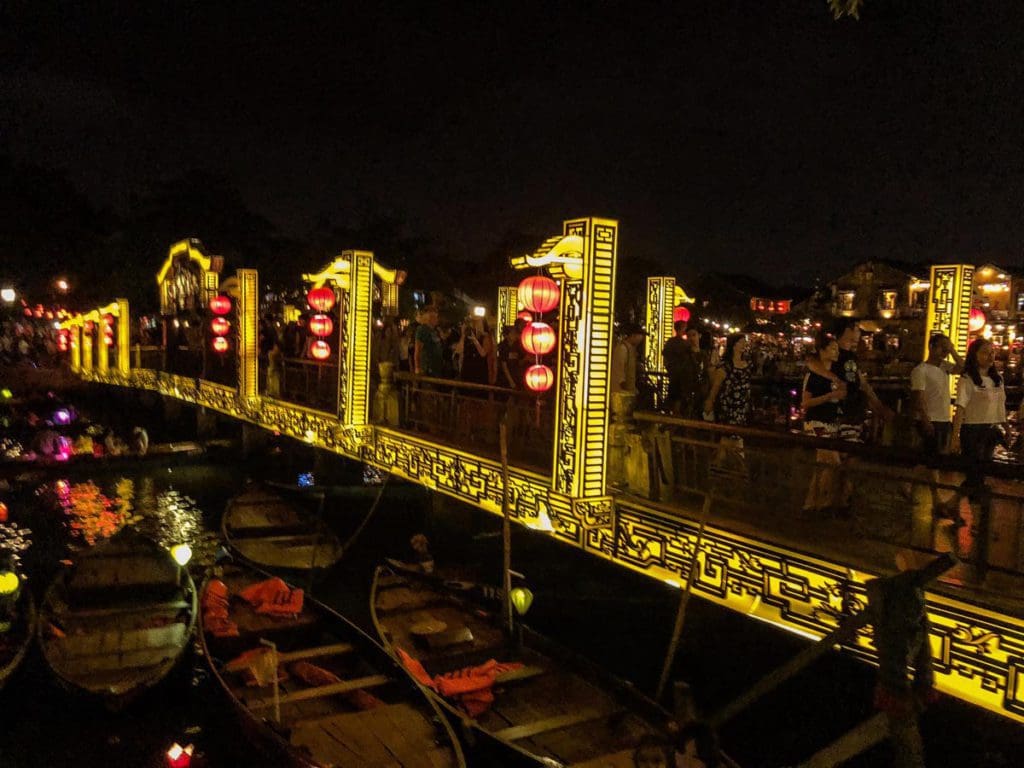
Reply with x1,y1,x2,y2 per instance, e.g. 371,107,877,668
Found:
499,419,514,635
656,492,713,700
260,639,281,723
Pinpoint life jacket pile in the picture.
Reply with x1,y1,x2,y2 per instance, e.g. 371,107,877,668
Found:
397,647,523,717
238,577,304,617
201,579,239,638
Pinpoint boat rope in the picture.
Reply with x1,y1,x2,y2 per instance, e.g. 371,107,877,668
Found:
341,473,391,555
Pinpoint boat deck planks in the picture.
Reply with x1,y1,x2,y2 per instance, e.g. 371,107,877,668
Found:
202,564,463,767
373,567,681,766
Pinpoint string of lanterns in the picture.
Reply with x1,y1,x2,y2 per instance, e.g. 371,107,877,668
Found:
102,313,115,347
307,286,336,361
518,275,560,392
209,294,232,354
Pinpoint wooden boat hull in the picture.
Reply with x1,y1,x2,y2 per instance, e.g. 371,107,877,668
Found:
0,590,36,690
371,563,689,768
198,563,465,768
38,531,197,707
222,486,344,574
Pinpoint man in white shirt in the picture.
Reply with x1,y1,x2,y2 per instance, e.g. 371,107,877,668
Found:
910,333,963,456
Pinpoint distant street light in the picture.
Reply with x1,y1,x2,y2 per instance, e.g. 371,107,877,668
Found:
472,305,486,318
0,288,14,304
55,278,70,293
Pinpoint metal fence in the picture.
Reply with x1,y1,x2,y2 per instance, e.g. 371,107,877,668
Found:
271,357,339,413
392,372,555,470
632,412,1024,582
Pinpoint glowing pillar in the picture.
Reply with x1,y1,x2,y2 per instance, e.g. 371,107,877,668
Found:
339,251,374,426
82,324,93,373
381,281,400,317
96,318,109,374
550,217,618,500
69,325,81,372
236,269,259,402
497,286,520,329
924,265,975,361
116,299,130,376
644,277,676,377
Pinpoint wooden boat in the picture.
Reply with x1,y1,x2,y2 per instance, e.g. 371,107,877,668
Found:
38,530,197,705
198,562,466,768
0,589,36,690
372,561,698,768
222,485,344,573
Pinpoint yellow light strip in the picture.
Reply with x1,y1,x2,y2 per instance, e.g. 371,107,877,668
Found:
343,251,374,426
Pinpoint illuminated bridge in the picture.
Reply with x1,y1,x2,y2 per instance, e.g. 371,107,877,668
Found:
59,216,1024,727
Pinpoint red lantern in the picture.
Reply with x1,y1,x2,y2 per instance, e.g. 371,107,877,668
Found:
310,340,331,360
84,321,94,333
209,294,232,316
0,502,8,522
518,275,560,314
210,317,231,336
307,286,336,312
516,310,533,322
103,332,114,347
165,743,193,768
212,336,229,354
673,305,691,324
524,364,554,392
521,322,556,356
308,314,334,338
102,313,115,326
968,308,986,333
22,308,31,317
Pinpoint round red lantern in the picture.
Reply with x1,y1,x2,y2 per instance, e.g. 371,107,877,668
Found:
521,322,556,356
673,305,691,324
0,502,7,522
103,331,114,346
310,340,331,360
84,321,94,333
524,364,554,392
307,286,336,313
516,310,533,322
968,308,986,333
102,313,115,326
210,317,231,336
209,294,232,316
518,276,560,314
308,314,334,338
212,336,229,354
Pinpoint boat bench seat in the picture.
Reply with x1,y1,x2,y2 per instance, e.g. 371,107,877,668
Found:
50,622,188,668
70,555,181,594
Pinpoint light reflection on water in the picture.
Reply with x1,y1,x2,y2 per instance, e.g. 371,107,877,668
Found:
47,473,223,566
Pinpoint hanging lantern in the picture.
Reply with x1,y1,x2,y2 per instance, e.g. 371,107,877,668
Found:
212,336,229,354
307,286,336,312
968,308,986,333
310,340,331,360
165,743,194,768
210,317,231,336
0,570,19,597
510,587,534,616
209,294,232,316
516,310,533,322
102,313,115,326
103,331,115,347
22,308,31,317
524,364,554,392
0,502,7,523
518,275,560,314
673,305,691,324
521,322,556,356
308,314,334,338
84,321,94,333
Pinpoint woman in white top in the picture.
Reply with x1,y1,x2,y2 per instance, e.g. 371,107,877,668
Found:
950,339,1006,469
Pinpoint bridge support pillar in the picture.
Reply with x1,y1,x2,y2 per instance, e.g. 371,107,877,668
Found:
116,299,130,376
236,269,259,403
242,422,270,456
196,407,218,441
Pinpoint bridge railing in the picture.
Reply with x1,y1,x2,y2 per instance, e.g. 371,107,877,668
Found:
391,371,555,471
268,357,339,414
628,411,1024,583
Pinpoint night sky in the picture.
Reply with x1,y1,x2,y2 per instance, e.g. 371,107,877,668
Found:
3,1,1024,284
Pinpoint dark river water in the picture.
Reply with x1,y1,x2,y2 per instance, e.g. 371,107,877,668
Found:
0,393,1019,767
